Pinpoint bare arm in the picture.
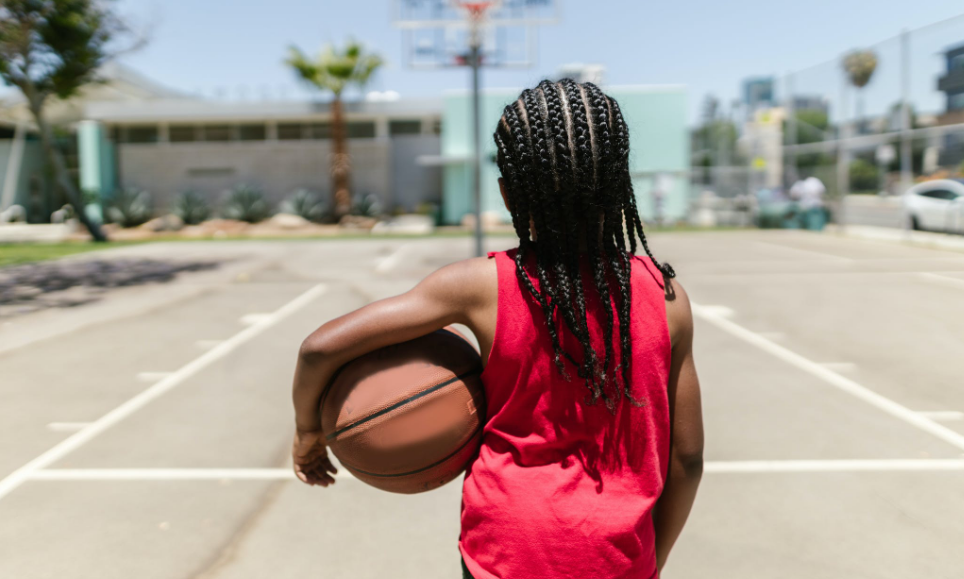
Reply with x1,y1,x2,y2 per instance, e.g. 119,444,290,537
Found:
291,257,495,485
653,279,704,570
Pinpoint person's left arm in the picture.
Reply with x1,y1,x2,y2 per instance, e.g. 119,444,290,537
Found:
291,257,494,486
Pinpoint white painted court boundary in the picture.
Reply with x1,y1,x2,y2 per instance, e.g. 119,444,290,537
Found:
0,284,328,502
693,303,964,453
23,459,964,482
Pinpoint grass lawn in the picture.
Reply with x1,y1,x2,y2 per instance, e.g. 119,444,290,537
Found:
0,242,122,268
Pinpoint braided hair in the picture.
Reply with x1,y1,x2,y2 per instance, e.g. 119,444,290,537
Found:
494,79,675,411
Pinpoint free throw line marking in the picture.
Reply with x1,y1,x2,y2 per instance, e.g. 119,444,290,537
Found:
0,284,328,502
692,302,964,453
24,460,964,481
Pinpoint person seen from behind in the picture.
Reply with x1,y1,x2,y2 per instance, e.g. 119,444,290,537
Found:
291,78,704,579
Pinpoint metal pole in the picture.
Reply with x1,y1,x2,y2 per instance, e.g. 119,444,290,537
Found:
786,73,797,186
469,43,483,258
900,28,913,195
837,71,850,229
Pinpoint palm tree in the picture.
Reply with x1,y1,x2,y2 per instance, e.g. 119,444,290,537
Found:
842,49,878,135
286,41,383,217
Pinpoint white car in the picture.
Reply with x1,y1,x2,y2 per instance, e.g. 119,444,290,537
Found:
903,179,964,233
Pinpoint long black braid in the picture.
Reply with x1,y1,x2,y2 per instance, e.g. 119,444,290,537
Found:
493,79,676,411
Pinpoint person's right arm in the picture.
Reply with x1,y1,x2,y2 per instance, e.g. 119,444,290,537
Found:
653,279,704,571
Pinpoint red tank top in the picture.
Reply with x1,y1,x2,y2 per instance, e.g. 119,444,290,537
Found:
459,249,672,579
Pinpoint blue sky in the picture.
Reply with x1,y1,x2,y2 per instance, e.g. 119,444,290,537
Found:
114,0,964,124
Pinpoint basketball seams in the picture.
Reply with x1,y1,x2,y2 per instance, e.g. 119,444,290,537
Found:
325,369,482,442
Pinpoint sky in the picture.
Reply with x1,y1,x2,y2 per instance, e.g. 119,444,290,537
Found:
111,0,964,124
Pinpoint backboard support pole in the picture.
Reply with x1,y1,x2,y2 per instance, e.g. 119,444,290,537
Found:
469,42,484,258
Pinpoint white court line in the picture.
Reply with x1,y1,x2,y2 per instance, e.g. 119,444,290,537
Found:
136,372,172,383
0,284,327,502
46,422,90,433
375,244,411,273
24,460,964,481
29,468,354,481
240,313,273,326
692,303,964,453
918,411,964,421
753,242,853,264
705,459,964,473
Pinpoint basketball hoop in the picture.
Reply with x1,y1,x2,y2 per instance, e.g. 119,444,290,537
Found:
393,0,558,256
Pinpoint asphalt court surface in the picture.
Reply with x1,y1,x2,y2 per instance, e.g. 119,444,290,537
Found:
1,230,963,578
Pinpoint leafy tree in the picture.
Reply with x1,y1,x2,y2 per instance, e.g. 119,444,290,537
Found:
784,109,834,174
286,40,383,217
849,158,879,192
0,0,128,241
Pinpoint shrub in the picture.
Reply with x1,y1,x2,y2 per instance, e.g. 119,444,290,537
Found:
222,184,270,223
107,187,153,228
281,189,327,222
350,193,383,218
849,159,879,193
173,190,211,225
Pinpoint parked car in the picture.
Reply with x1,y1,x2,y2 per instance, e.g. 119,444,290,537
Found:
902,179,964,233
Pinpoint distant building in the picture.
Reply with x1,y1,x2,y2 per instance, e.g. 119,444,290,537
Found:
1,65,689,226
936,42,964,167
0,64,443,221
742,77,776,113
440,86,690,224
937,43,964,115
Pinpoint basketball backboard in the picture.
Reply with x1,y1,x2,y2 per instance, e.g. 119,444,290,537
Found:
394,0,559,68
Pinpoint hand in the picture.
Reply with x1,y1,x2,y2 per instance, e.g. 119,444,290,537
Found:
292,428,338,487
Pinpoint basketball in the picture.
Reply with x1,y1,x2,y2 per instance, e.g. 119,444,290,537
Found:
320,327,486,494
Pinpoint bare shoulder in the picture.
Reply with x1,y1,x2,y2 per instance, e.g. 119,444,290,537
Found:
663,276,694,350
418,256,497,308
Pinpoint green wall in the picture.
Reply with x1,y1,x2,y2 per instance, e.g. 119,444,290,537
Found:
441,85,689,224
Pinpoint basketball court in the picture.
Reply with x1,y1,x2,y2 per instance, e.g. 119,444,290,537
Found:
0,229,962,578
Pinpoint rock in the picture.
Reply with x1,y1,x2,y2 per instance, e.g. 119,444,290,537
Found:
139,214,184,232
267,213,311,230
371,214,435,235
339,215,378,230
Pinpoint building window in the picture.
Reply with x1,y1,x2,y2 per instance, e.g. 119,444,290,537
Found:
347,121,376,139
432,119,442,135
952,54,964,71
169,125,198,143
389,120,422,136
951,92,964,112
239,124,266,141
278,123,303,140
306,123,332,139
123,125,159,143
202,125,232,142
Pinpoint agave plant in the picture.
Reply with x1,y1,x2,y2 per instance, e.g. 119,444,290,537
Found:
281,189,327,222
222,184,270,223
107,187,153,228
350,193,383,218
173,190,211,225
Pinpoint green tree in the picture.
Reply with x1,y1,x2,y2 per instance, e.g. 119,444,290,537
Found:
286,40,383,217
0,0,127,241
784,109,834,174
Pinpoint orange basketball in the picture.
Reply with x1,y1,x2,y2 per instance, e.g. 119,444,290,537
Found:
320,327,486,494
